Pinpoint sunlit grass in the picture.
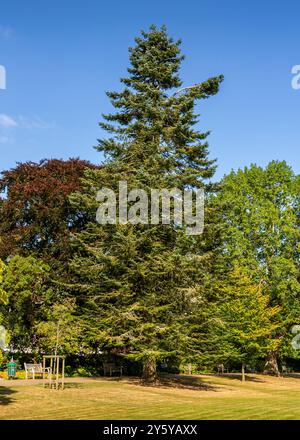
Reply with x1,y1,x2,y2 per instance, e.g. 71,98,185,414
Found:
1,374,300,420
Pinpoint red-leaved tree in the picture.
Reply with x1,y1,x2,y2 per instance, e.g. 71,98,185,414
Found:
0,158,99,265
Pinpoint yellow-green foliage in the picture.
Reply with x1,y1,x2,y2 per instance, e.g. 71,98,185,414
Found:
0,260,8,361
213,266,281,362
0,259,7,304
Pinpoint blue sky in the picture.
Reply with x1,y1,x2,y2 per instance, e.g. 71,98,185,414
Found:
0,0,299,179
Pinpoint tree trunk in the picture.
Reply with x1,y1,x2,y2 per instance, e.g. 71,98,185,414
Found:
142,357,157,384
241,363,246,382
264,351,280,376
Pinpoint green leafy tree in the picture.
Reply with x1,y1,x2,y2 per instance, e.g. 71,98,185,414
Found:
211,267,281,381
1,255,52,352
0,259,8,364
35,298,83,356
214,161,300,374
70,25,223,382
0,259,7,304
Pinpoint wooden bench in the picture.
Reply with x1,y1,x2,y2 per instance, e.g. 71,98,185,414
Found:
103,362,123,377
24,363,51,380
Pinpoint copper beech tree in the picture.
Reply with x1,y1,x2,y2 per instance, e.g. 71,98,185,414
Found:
0,158,99,267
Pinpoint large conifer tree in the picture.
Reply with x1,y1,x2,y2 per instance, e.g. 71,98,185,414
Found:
71,26,223,381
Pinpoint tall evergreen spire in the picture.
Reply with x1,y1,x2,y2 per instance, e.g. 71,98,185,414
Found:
71,26,223,382
96,25,223,188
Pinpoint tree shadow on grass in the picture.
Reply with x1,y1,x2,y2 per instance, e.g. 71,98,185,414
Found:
0,386,17,406
111,374,219,391
157,374,219,391
63,383,84,390
208,373,266,383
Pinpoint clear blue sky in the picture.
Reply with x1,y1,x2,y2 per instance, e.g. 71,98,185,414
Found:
0,0,299,179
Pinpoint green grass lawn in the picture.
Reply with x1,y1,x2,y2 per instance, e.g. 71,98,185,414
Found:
1,373,300,420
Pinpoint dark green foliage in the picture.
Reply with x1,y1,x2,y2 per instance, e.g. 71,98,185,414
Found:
70,26,223,380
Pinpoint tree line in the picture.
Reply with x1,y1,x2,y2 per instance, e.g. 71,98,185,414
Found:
0,26,299,382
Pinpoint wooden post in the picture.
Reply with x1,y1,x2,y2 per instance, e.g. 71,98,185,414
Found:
62,357,65,390
43,357,45,388
242,363,246,382
53,356,57,386
42,355,66,391
49,358,52,389
50,357,53,389
56,356,59,390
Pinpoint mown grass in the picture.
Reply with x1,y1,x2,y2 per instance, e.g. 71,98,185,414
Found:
1,374,300,420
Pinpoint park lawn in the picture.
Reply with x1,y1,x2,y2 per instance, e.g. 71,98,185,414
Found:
1,374,300,420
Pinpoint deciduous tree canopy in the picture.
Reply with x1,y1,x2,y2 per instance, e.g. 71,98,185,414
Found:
0,158,99,265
